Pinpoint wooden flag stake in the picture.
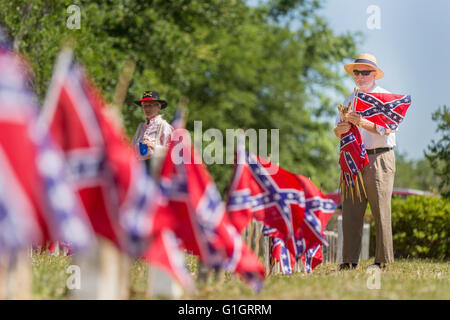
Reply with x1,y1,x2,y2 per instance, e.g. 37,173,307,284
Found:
0,254,10,299
70,244,101,299
99,58,135,300
94,58,136,300
9,249,32,299
0,250,32,300
106,59,136,127
71,59,136,300
97,238,131,300
146,100,189,300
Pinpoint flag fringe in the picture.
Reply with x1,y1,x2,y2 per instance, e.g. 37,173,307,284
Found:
340,172,366,203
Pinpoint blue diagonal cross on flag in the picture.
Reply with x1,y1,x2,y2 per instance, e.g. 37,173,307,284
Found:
355,92,412,130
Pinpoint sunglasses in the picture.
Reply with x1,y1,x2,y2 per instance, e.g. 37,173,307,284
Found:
353,69,376,76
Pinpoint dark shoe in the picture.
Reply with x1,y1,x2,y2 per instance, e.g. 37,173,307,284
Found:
338,263,358,271
338,263,350,270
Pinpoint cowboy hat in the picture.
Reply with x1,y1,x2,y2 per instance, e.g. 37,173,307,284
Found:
344,53,384,80
134,91,168,109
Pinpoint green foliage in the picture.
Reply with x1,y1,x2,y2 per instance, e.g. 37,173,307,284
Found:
425,105,450,198
32,250,72,299
0,0,358,194
394,151,440,193
369,196,449,260
0,0,126,102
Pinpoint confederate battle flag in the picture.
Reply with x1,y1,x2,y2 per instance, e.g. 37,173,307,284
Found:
0,28,93,253
40,49,162,257
339,91,411,190
355,92,412,130
339,124,369,187
144,111,265,291
227,135,336,262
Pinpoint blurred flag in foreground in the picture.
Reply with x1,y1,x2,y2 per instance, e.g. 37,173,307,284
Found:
0,27,93,254
40,48,162,256
144,230,195,293
144,111,265,291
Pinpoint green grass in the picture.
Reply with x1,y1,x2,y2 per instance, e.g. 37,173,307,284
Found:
191,259,449,300
31,252,449,300
32,251,73,299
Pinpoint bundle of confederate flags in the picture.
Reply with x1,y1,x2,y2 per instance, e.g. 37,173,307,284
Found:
0,26,337,291
338,91,411,201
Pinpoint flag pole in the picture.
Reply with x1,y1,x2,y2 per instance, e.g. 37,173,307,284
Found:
108,59,136,128
0,250,32,300
70,57,136,300
261,153,277,276
9,250,32,299
97,58,136,300
0,254,10,299
146,97,189,300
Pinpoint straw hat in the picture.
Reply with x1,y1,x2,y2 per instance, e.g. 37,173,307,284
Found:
344,53,384,80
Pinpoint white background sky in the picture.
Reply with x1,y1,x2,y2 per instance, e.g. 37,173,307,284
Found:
318,0,450,160
249,0,450,160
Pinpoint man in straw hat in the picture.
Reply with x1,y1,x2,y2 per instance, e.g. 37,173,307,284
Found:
132,90,173,161
333,53,395,270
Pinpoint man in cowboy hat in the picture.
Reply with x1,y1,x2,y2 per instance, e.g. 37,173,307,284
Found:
333,53,395,270
132,90,173,161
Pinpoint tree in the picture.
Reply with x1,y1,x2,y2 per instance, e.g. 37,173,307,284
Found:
425,105,450,198
394,151,440,193
0,0,358,194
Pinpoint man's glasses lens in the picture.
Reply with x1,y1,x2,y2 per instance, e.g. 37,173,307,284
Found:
353,70,375,76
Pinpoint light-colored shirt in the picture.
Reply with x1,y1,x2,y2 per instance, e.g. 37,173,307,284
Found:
334,85,396,149
132,115,173,160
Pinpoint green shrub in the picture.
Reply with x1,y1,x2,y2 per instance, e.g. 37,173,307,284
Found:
368,196,449,260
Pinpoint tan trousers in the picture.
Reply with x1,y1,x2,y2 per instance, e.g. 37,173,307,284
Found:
342,149,395,264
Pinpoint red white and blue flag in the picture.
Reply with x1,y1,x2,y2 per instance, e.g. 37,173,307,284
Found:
301,244,322,273
296,174,335,246
227,135,335,273
297,174,334,272
0,28,93,254
143,230,195,293
147,113,265,290
227,142,304,258
339,124,369,187
262,225,303,274
355,92,411,130
271,237,296,274
227,148,335,260
40,49,161,257
141,112,196,291
263,174,334,274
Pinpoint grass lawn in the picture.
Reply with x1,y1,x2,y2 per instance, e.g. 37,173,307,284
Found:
31,252,449,300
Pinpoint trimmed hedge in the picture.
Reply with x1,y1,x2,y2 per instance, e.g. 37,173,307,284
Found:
368,196,449,260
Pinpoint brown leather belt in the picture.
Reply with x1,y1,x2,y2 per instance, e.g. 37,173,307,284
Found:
366,147,393,155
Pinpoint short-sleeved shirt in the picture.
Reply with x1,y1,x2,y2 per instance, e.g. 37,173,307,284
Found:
334,85,396,149
132,115,173,160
